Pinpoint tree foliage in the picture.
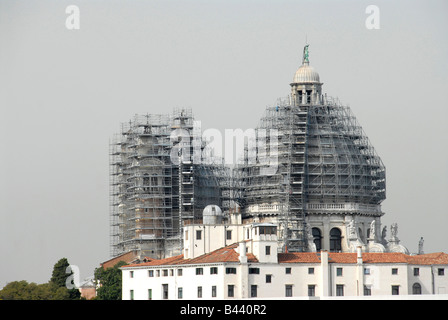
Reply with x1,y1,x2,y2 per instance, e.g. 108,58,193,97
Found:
94,261,127,300
0,281,69,300
0,257,81,300
49,257,81,299
50,258,71,288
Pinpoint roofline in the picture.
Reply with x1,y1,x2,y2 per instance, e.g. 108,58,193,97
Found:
121,261,242,270
100,250,139,267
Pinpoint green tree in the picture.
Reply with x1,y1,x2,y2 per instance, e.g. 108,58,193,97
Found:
0,280,32,300
49,257,81,300
0,281,69,300
0,257,82,300
94,261,127,300
50,258,70,287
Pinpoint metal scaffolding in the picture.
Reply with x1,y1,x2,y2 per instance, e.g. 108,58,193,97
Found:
109,45,386,257
233,95,386,252
109,109,230,259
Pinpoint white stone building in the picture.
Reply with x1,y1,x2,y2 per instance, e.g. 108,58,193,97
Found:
121,222,448,300
118,46,448,300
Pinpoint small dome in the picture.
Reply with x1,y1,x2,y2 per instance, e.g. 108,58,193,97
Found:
203,205,223,224
203,204,222,216
293,63,320,83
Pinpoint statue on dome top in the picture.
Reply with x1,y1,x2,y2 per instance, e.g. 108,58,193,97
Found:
303,44,309,64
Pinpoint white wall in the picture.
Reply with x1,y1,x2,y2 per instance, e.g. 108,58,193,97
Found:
122,262,448,300
184,224,244,259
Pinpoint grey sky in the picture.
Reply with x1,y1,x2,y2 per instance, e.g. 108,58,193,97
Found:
0,0,447,288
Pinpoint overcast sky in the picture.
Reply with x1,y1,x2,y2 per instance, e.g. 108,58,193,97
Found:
0,0,447,288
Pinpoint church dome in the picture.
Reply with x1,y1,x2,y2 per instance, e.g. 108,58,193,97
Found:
293,63,320,83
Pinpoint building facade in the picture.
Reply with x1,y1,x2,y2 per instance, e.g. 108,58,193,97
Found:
121,222,448,300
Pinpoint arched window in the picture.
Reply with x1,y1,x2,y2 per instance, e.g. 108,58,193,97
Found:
143,173,150,192
330,228,342,252
412,283,422,295
312,228,322,251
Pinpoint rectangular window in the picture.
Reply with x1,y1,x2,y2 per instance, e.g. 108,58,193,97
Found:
162,284,168,299
265,245,271,255
130,290,134,300
156,270,160,277
162,269,168,277
364,285,371,296
212,286,217,298
266,274,272,283
210,267,218,275
130,271,134,278
177,269,183,276
228,285,235,297
392,268,398,275
308,285,315,297
178,287,183,299
226,267,237,274
148,289,152,300
285,267,291,274
196,230,202,240
226,230,232,240
392,285,399,295
336,284,344,296
148,270,154,277
250,285,257,298
170,269,174,276
308,267,314,275
336,267,343,276
306,90,312,104
196,268,203,275
285,285,293,297
364,268,370,275
438,268,445,276
197,286,202,298
414,268,420,276
249,268,260,274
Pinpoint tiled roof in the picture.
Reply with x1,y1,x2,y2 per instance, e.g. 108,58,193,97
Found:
278,252,321,263
186,243,258,265
405,252,448,265
122,243,258,268
360,253,408,264
279,252,448,265
124,254,185,268
122,248,448,268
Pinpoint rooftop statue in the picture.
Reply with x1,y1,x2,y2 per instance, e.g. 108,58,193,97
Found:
303,44,309,64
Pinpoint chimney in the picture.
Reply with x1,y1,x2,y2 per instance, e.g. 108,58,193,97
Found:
320,250,329,297
357,246,363,265
356,246,364,296
238,241,247,264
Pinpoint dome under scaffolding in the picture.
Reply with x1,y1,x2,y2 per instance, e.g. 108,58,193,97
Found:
110,44,404,259
234,44,388,253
